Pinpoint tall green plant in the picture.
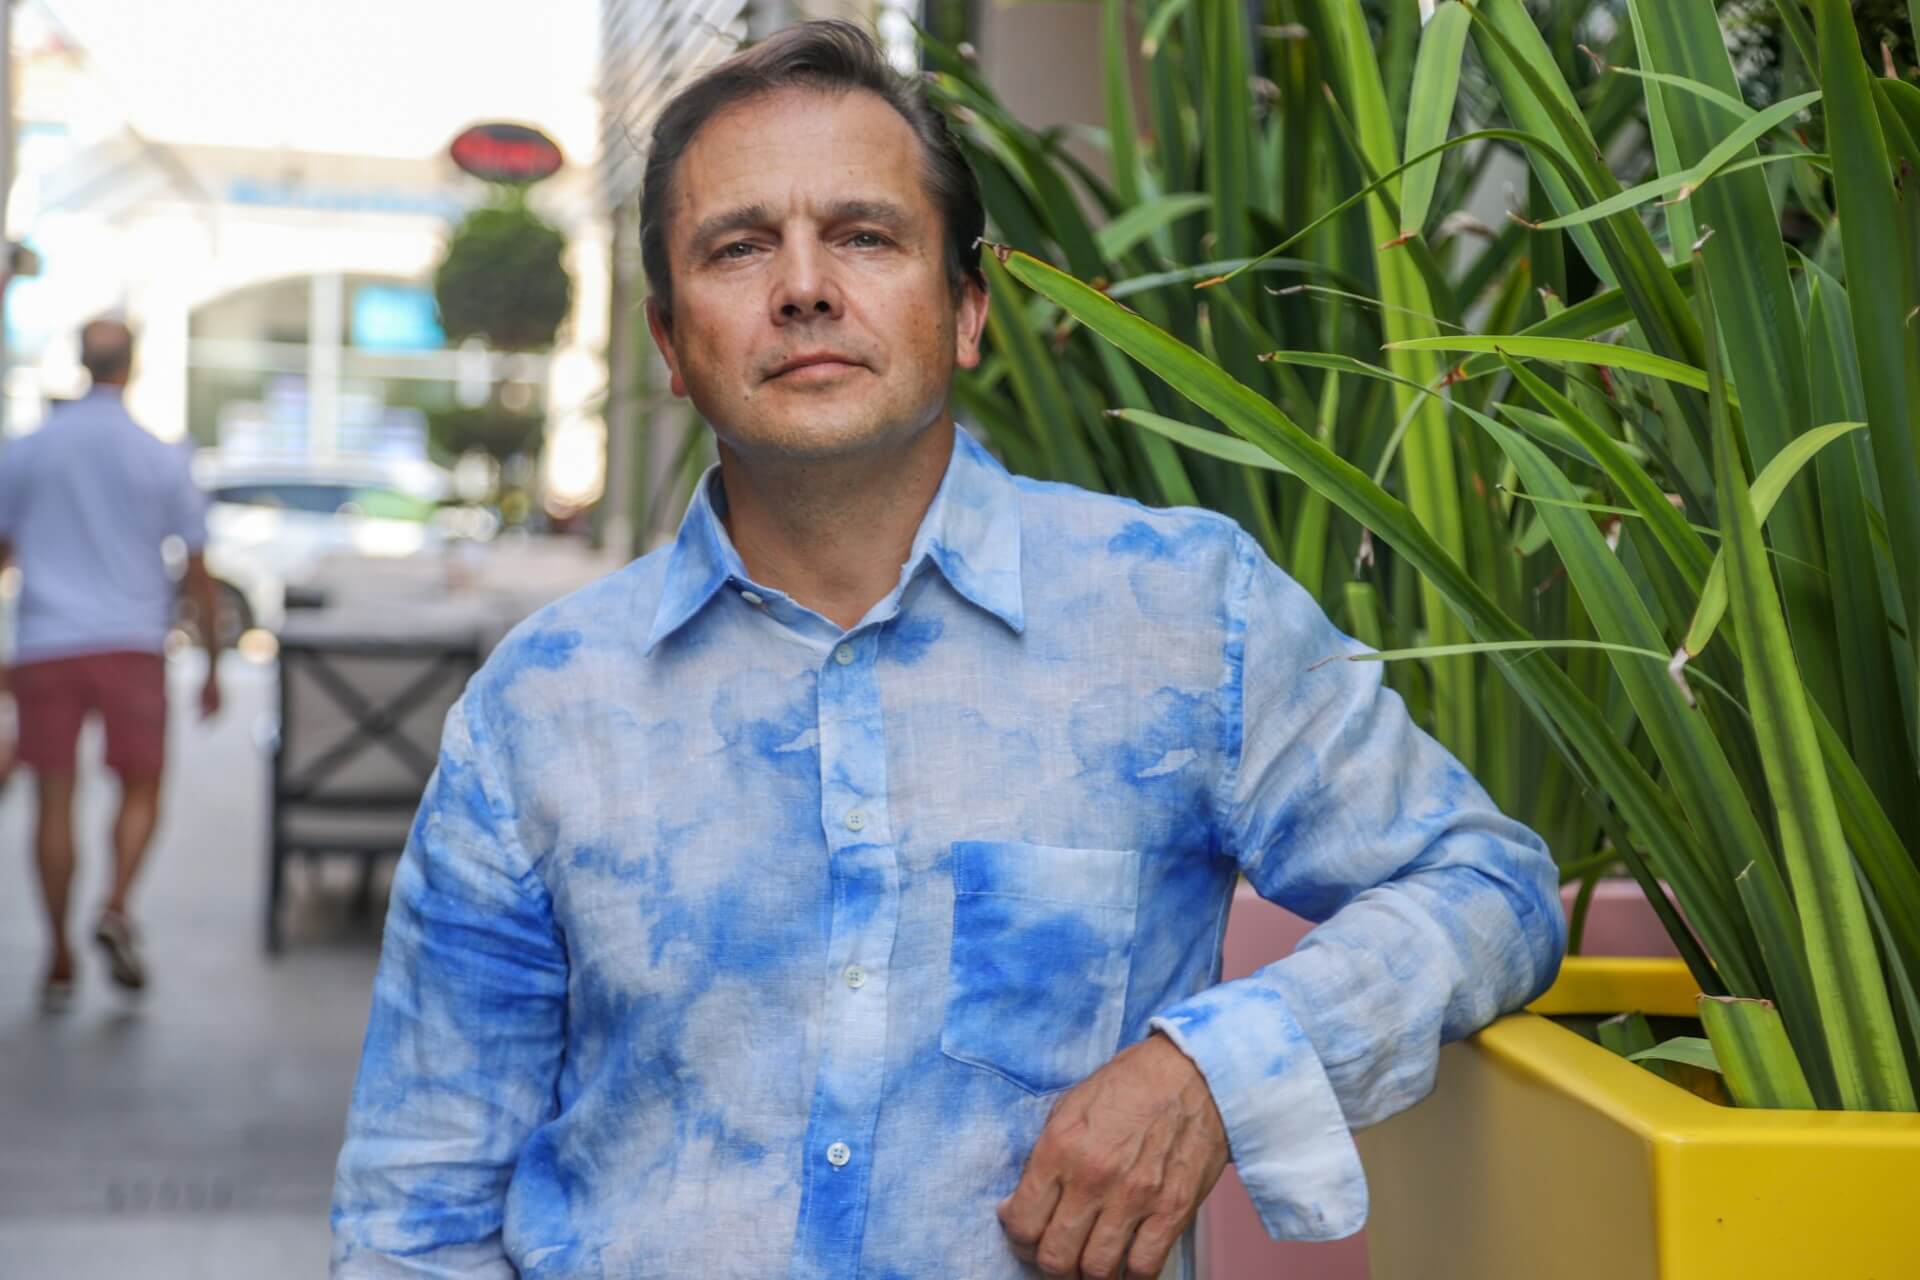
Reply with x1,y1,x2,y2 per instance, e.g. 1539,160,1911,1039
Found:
928,0,1640,871
951,0,1920,1110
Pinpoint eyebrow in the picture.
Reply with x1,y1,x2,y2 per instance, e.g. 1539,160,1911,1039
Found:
687,202,773,252
685,198,915,251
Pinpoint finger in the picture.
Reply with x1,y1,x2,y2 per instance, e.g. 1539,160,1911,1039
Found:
998,1173,1061,1263
1077,1205,1145,1280
1123,1212,1181,1280
1032,1190,1101,1278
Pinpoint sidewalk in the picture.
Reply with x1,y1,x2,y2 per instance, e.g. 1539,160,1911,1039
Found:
0,649,386,1278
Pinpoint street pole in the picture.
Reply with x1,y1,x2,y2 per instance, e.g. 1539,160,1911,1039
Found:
598,199,637,556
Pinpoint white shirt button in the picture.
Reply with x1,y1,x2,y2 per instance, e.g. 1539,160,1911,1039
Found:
740,590,764,606
834,644,855,665
826,1142,851,1167
844,809,867,832
844,965,867,989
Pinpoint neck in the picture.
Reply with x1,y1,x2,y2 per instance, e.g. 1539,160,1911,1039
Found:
716,418,955,631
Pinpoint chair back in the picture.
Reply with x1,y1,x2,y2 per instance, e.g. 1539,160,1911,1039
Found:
274,632,480,851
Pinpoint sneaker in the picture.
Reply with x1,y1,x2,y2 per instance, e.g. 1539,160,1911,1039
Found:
93,914,147,992
40,975,75,1015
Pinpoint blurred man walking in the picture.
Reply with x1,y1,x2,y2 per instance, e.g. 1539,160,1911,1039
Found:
0,318,222,1011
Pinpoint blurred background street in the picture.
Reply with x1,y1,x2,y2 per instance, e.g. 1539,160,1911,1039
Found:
0,650,367,1278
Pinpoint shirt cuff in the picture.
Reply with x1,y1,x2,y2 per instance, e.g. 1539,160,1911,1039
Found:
1150,979,1367,1242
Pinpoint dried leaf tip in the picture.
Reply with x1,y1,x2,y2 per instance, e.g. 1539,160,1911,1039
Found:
973,238,1014,265
1700,993,1776,1010
1666,648,1698,709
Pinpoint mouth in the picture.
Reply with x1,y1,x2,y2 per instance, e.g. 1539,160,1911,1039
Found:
766,353,865,382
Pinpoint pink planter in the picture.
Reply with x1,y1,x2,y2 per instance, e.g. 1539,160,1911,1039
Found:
1197,878,1675,1279
1558,878,1681,958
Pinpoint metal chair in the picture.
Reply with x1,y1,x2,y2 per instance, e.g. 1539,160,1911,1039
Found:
266,629,480,952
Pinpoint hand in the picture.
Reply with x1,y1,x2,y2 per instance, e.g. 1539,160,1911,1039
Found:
199,672,222,721
998,1032,1230,1279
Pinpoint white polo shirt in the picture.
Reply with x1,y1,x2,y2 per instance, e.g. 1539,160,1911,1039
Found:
0,388,209,664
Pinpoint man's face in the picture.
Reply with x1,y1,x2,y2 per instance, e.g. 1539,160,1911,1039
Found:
647,87,988,465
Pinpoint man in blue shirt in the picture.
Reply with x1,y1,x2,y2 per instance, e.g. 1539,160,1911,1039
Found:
0,319,222,1010
331,21,1563,1280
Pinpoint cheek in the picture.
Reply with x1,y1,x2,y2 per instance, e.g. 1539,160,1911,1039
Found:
676,317,744,381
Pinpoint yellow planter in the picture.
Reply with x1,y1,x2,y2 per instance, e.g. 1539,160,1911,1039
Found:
1354,957,1920,1279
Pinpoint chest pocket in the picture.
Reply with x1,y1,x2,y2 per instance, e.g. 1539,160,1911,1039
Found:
941,840,1141,1095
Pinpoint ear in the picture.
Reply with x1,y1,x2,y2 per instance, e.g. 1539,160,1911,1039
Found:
953,275,988,371
645,297,690,398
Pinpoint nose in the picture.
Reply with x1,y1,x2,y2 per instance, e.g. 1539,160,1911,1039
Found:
770,240,844,325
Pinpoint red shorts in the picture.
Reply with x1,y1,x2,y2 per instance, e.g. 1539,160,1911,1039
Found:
11,651,168,779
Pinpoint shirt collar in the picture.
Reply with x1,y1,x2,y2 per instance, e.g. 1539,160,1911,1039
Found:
643,427,1024,654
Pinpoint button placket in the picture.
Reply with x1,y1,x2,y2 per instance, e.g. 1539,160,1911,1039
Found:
791,625,898,1278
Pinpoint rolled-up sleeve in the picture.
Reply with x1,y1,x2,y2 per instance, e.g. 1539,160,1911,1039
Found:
1150,533,1564,1242
331,694,568,1277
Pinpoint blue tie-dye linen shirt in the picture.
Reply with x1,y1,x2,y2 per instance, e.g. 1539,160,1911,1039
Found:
331,427,1564,1279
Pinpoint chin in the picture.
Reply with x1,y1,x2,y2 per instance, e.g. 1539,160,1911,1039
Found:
764,427,900,462
736,411,932,462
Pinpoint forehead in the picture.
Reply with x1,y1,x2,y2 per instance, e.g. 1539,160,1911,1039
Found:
671,86,934,229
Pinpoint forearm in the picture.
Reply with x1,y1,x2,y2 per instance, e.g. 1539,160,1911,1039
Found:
1,539,12,693
189,569,220,664
1242,824,1559,1121
1152,819,1561,1239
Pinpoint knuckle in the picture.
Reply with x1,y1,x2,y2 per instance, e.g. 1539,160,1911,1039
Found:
1034,1247,1076,1278
1126,1229,1172,1278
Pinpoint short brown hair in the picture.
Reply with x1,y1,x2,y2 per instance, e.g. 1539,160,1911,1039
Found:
639,20,985,325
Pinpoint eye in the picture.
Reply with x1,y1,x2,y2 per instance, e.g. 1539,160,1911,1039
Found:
716,241,758,260
847,231,892,249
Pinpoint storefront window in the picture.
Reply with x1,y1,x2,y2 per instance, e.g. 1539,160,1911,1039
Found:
187,273,546,466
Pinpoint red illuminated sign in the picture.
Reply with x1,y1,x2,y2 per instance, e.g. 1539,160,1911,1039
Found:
449,123,564,185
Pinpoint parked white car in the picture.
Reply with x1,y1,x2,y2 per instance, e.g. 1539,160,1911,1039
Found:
181,454,497,643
